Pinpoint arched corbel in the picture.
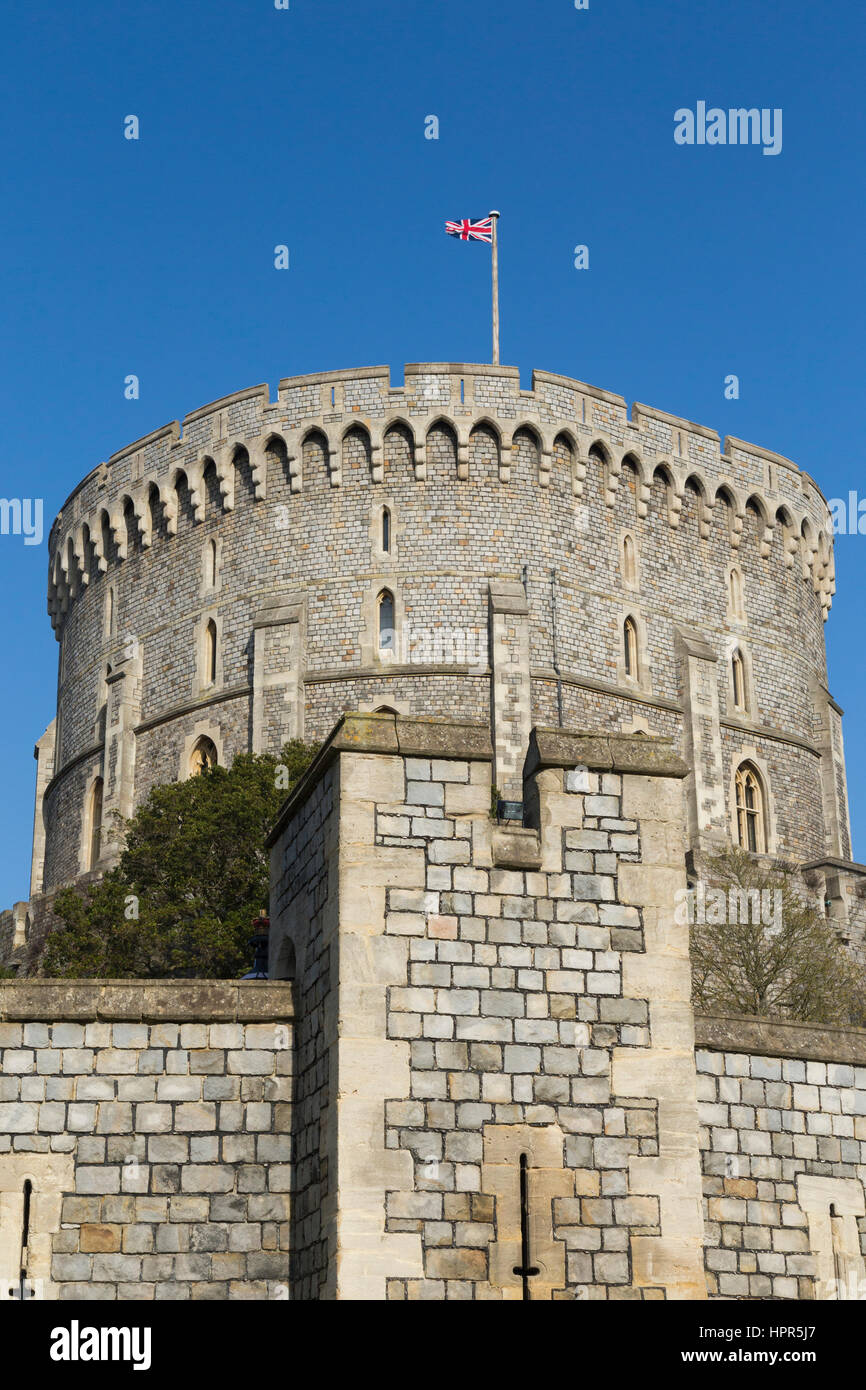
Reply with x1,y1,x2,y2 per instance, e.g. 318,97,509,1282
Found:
800,532,817,583
698,490,713,540
213,446,236,512
131,488,151,548
249,444,267,501
413,429,427,482
73,526,90,585
370,442,384,483
92,519,107,573
603,456,622,509
456,425,470,481
286,444,301,494
164,489,178,538
668,472,686,528
185,461,204,523
538,434,553,489
109,507,127,561
327,439,341,488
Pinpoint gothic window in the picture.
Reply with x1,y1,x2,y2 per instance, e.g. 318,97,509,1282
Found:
378,589,395,654
735,762,765,853
382,507,391,554
623,616,638,679
88,778,103,869
190,736,218,776
732,648,746,711
204,619,217,685
622,533,637,587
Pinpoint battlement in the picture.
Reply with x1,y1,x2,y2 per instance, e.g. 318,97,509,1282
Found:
47,363,836,632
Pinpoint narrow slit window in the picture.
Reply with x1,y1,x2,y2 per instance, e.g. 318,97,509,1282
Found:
622,534,636,587
205,619,217,685
382,507,391,553
732,649,746,711
623,616,638,679
88,778,103,869
378,589,395,654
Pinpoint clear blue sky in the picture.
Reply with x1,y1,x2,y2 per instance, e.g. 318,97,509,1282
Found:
0,0,864,906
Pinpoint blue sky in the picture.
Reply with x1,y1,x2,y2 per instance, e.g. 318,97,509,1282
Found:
0,0,863,905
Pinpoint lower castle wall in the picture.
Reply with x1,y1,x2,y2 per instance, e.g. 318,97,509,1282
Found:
0,981,292,1300
3,715,866,1301
695,1015,866,1300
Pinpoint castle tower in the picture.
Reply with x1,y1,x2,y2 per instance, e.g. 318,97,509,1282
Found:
8,362,862,965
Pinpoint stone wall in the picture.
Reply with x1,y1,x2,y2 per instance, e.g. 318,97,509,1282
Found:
269,712,707,1300
0,981,292,1300
266,712,866,1301
32,362,845,923
695,1014,866,1301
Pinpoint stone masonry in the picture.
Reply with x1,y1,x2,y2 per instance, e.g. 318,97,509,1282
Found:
10,361,862,974
0,981,292,1300
269,712,706,1300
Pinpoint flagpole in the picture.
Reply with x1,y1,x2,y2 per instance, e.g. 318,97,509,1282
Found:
490,210,501,365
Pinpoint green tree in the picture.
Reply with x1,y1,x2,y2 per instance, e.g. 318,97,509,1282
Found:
42,741,317,979
690,847,866,1025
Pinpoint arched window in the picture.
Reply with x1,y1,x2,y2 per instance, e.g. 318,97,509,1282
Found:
729,566,744,620
622,534,637,587
88,778,103,869
623,616,638,679
190,737,218,776
731,648,746,711
382,507,391,554
735,762,765,853
378,589,395,654
205,619,217,685
207,539,218,588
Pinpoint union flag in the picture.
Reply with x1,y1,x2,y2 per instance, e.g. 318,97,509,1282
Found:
445,217,494,243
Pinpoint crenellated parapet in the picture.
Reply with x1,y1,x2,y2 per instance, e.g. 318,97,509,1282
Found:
46,364,836,631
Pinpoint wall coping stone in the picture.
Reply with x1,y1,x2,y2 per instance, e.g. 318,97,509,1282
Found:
695,1012,866,1066
0,979,293,1022
800,856,866,878
267,712,493,845
524,727,689,780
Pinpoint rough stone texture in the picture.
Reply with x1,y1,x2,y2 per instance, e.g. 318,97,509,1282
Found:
696,1040,866,1300
270,720,705,1300
0,985,291,1300
12,362,858,973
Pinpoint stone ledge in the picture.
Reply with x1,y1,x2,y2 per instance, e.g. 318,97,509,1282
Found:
0,980,293,1023
695,1012,866,1067
524,728,689,780
488,580,529,617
